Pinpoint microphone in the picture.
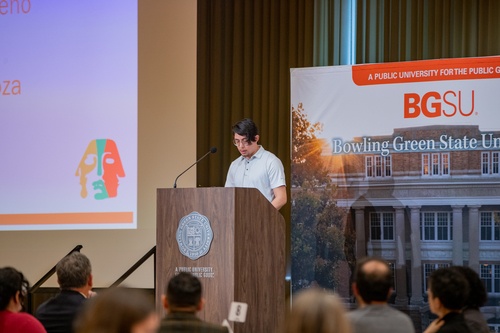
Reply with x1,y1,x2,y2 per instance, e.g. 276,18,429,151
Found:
173,147,217,188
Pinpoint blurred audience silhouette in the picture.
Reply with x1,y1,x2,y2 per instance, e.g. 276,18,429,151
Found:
284,288,351,333
74,287,158,333
450,266,489,333
348,257,415,333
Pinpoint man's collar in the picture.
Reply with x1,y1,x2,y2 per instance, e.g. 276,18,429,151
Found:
165,311,201,321
60,289,88,298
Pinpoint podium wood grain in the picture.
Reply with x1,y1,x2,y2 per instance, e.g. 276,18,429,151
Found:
156,187,285,333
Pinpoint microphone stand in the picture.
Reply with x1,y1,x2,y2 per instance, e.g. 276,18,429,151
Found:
173,148,216,188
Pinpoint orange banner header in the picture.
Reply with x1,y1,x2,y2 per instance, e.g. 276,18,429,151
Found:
352,56,500,86
0,212,133,225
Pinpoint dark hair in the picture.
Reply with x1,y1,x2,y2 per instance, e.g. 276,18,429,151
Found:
56,252,92,289
428,267,469,310
354,257,392,303
75,287,155,333
0,267,30,311
450,266,487,309
166,272,202,308
231,118,259,142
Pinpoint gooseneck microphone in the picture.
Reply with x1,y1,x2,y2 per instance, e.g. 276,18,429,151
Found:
173,147,217,188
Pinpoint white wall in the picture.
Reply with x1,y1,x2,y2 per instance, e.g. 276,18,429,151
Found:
0,0,197,288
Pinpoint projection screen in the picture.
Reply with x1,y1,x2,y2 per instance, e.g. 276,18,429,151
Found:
0,0,138,230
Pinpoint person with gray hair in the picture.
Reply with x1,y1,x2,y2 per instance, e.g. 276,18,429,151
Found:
36,251,94,333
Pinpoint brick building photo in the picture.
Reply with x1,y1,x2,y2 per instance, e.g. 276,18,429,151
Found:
324,124,500,332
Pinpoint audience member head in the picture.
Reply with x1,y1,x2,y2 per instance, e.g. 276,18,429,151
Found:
162,272,203,313
232,118,259,143
427,267,469,317
450,266,487,309
284,288,351,333
352,257,392,304
75,287,158,333
56,251,92,295
0,266,30,312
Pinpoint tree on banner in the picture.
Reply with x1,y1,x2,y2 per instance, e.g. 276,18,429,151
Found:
291,104,354,293
291,103,329,187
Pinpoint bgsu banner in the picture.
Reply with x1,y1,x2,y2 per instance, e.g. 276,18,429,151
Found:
290,56,500,329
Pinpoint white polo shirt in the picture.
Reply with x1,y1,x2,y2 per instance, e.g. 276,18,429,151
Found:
224,146,286,203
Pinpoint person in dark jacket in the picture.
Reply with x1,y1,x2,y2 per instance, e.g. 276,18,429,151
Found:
424,267,471,333
36,252,94,333
159,272,229,333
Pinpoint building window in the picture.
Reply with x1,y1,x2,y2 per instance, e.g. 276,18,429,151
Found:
370,212,394,240
422,153,450,176
423,263,450,293
487,325,500,333
480,212,500,241
482,152,500,175
480,264,500,294
420,212,453,241
365,155,391,178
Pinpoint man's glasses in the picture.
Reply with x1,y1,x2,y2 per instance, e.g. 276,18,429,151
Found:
233,138,251,146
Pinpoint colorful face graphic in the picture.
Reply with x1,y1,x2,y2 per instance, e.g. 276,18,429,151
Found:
75,139,125,200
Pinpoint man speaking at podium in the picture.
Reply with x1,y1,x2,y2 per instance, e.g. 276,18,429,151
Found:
225,118,287,210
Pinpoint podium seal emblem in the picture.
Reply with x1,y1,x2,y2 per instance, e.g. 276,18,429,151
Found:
176,212,213,260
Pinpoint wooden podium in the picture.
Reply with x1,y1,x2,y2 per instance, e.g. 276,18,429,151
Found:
156,187,286,333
